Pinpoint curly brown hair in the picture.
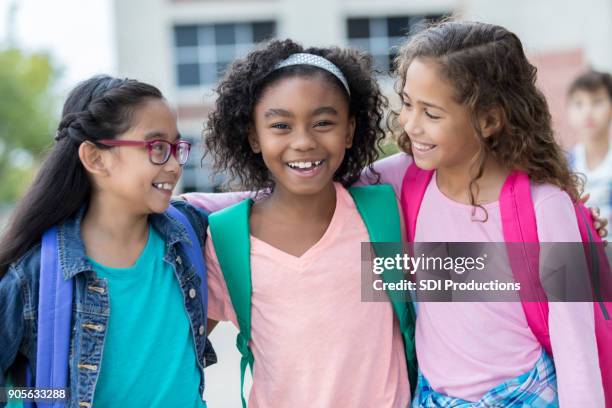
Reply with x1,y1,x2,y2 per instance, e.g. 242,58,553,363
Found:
392,21,582,205
204,39,388,192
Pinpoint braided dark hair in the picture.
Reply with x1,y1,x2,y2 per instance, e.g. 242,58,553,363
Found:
204,39,388,191
0,75,162,276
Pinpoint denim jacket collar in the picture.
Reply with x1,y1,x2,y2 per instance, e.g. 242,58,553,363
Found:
58,205,192,280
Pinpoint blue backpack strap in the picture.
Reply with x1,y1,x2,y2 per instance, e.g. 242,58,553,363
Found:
165,205,208,312
165,205,209,400
35,226,72,408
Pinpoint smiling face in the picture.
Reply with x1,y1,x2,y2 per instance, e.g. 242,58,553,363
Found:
99,98,183,214
250,74,355,198
398,58,482,173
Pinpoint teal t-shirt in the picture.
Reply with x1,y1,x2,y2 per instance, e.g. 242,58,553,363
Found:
90,226,204,408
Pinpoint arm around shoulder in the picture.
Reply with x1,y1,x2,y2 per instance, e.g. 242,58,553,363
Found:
356,152,413,198
181,191,254,213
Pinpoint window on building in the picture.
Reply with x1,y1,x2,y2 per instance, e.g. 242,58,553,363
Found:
347,14,447,73
180,136,227,193
174,21,276,87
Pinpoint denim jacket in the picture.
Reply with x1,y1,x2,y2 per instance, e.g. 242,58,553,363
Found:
0,200,217,407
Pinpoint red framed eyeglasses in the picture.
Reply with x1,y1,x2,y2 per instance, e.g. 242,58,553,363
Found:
97,139,192,165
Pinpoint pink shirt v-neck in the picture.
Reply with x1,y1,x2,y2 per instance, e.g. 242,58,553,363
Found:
205,183,410,407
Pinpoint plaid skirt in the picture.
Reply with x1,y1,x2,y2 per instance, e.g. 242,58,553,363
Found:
411,351,558,408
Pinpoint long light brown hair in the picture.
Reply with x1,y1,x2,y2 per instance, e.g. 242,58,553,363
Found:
392,21,582,209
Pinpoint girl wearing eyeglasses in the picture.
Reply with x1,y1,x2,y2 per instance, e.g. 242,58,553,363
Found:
0,75,215,407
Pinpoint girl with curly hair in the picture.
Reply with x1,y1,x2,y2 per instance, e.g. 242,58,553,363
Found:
391,21,606,407
185,31,610,407
193,39,414,407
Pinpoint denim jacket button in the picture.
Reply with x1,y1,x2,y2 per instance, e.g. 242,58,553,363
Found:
82,323,105,332
87,285,105,295
198,325,205,336
189,288,197,299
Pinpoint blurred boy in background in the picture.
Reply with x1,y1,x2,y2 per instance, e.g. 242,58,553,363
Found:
568,70,612,224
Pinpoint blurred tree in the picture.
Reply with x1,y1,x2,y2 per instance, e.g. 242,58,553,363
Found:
379,139,400,159
0,48,57,203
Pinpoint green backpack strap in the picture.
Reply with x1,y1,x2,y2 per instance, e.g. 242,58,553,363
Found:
348,184,418,396
208,199,255,408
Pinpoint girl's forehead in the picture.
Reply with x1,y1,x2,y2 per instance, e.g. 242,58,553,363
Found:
269,73,345,95
131,98,174,120
405,59,441,88
256,75,349,110
124,99,179,139
403,59,456,103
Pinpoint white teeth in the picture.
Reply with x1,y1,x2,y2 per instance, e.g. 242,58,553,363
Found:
287,160,323,169
412,141,435,151
153,183,174,191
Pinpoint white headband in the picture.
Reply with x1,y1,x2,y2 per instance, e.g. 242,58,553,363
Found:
274,53,351,96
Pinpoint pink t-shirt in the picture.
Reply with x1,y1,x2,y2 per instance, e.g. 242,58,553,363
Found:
388,154,603,406
204,183,410,408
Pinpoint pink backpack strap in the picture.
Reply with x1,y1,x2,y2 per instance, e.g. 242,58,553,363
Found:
401,163,434,242
574,203,612,406
499,171,552,356
574,202,612,317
